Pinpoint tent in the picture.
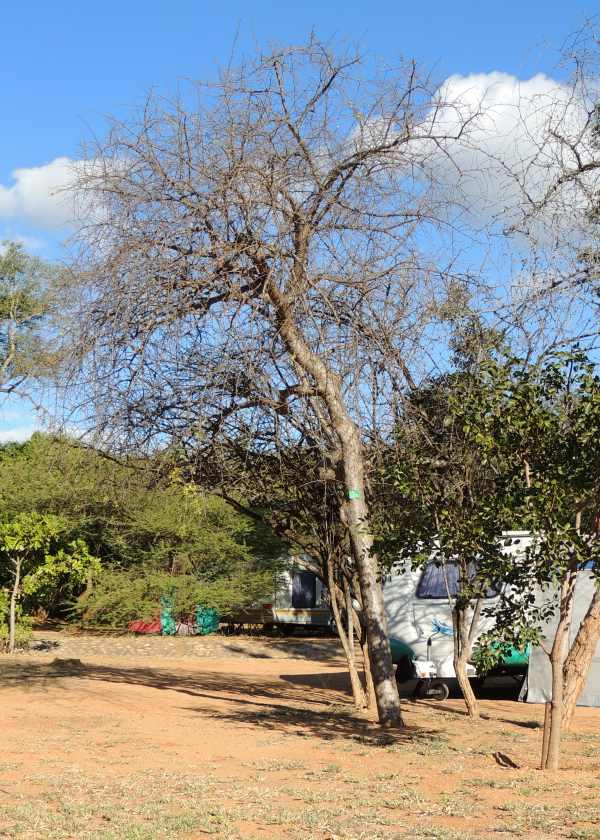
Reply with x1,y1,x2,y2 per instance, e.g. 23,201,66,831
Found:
522,571,600,707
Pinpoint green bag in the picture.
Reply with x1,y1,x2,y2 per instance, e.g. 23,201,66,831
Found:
194,605,219,635
160,595,177,636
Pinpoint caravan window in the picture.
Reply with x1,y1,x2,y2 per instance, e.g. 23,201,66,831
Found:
416,561,498,600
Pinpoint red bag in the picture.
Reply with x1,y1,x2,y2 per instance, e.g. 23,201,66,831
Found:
128,619,162,634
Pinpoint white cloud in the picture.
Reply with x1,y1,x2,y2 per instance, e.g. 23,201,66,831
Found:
0,424,38,443
1,72,595,247
0,157,78,231
419,72,598,237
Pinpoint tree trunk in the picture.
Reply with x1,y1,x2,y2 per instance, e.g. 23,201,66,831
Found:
543,569,577,771
454,651,479,718
541,702,551,769
360,629,377,710
326,559,366,709
8,557,22,654
269,282,403,727
332,422,402,726
562,588,600,730
452,603,480,719
545,635,566,771
351,581,376,710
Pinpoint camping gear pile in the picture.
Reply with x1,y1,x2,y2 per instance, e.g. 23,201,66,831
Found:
127,597,220,636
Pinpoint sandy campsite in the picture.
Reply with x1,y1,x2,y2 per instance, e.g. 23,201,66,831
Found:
1,631,598,840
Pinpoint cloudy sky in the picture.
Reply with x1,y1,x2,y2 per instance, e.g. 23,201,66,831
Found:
0,0,595,440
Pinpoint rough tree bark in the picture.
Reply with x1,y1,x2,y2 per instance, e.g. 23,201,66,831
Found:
326,558,366,709
562,588,600,730
270,281,403,727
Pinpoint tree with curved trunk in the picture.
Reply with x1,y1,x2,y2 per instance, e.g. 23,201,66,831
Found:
63,39,484,726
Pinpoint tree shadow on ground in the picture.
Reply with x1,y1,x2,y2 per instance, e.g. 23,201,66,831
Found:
203,637,346,663
182,700,434,748
0,658,434,747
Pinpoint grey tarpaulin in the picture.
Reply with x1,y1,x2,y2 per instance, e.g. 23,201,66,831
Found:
522,571,600,707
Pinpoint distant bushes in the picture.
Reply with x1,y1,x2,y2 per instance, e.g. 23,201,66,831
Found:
0,590,32,651
73,568,275,627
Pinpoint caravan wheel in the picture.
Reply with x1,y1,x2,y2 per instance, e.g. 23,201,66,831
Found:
428,681,450,700
415,680,450,701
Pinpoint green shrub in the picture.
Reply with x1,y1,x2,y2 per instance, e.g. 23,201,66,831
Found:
73,568,275,628
0,589,33,651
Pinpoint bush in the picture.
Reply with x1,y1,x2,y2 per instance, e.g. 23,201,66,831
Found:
0,589,32,651
73,568,275,628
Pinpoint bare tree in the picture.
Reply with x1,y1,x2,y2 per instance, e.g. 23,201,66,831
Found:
65,38,485,726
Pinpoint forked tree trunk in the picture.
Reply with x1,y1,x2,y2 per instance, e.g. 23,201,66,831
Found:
270,283,403,727
352,582,376,709
542,569,577,771
8,557,22,654
562,588,600,730
326,559,366,709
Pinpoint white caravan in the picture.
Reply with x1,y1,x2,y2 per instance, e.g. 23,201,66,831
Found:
226,562,332,632
383,531,533,683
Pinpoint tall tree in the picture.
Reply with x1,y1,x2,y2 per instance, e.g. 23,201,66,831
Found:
375,365,512,716
64,39,480,725
461,353,600,770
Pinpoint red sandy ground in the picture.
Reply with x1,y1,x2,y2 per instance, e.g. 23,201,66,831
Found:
0,632,598,840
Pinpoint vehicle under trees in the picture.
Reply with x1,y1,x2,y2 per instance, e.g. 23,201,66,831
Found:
375,320,515,719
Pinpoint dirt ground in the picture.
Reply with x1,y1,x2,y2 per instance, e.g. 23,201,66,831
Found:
0,631,598,840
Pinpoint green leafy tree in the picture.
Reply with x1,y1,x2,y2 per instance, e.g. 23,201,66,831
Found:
375,367,514,719
0,512,99,652
0,435,283,624
0,242,57,398
459,352,600,770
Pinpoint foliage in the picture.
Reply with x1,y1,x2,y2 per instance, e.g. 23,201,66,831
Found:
462,352,600,658
0,589,32,650
0,512,100,617
373,321,519,715
446,349,600,767
375,370,513,596
73,567,277,627
0,435,284,623
0,241,58,396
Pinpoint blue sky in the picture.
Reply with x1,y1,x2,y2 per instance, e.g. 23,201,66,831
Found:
0,1,595,439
